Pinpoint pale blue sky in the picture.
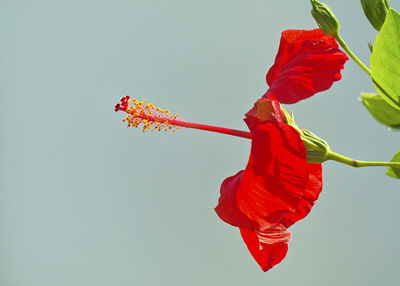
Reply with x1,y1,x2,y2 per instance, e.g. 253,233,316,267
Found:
2,1,400,285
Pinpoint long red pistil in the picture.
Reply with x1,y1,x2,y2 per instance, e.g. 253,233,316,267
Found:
165,118,251,139
114,96,251,139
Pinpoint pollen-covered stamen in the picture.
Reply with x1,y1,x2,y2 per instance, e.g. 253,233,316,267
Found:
116,97,180,133
114,96,252,139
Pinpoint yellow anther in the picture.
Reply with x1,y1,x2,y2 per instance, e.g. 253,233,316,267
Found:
121,98,180,134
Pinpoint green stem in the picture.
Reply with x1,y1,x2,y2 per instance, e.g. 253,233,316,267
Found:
327,151,399,168
335,34,372,77
336,34,396,110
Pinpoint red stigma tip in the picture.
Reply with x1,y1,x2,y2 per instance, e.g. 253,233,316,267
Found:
114,95,131,112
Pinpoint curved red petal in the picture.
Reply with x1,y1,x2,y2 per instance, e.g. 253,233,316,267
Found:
215,96,324,271
276,29,339,48
245,95,285,123
239,225,291,272
281,163,323,228
215,115,309,230
215,170,259,230
266,29,348,104
238,119,308,229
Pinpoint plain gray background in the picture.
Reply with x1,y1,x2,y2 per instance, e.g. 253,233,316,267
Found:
2,0,400,285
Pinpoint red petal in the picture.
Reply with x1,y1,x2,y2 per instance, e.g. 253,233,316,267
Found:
215,171,259,230
215,113,308,230
215,96,324,271
266,29,348,104
245,95,285,123
238,120,308,228
281,163,323,228
240,225,291,272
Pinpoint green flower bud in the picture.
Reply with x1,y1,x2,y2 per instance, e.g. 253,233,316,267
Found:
361,0,390,31
281,107,331,163
310,0,340,37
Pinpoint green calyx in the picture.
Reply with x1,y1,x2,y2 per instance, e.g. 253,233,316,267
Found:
310,0,340,37
301,129,331,163
282,108,331,164
361,0,390,31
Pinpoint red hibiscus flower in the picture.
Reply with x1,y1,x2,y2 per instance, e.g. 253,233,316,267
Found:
115,28,345,272
215,95,323,272
213,29,346,271
266,29,348,104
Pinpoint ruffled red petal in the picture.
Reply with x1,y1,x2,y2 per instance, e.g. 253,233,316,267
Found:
236,120,308,229
216,170,259,230
281,163,323,228
240,226,291,272
266,29,348,104
215,98,308,231
215,95,324,271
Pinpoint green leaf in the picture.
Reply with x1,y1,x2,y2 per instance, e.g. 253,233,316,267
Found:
360,93,400,129
387,150,400,179
370,8,400,111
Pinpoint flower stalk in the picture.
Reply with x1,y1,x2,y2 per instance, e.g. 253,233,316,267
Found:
327,152,400,167
335,34,372,77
